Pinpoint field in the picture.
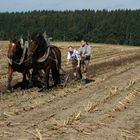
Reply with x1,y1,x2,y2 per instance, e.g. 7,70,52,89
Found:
0,41,140,140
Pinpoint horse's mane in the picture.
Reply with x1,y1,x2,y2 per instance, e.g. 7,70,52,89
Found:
31,33,47,53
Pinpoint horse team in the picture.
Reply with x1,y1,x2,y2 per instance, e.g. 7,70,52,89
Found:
7,32,91,92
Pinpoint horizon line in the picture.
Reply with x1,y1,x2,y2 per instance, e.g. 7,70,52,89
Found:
0,8,140,13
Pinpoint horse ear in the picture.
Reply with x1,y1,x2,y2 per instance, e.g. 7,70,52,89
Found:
27,32,30,38
9,38,13,43
36,33,40,38
20,35,24,45
27,33,31,48
43,31,48,40
43,31,50,45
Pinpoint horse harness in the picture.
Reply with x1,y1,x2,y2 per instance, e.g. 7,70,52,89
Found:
37,46,59,70
7,45,27,65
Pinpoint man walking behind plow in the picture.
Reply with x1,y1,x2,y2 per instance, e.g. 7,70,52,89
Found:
78,39,92,84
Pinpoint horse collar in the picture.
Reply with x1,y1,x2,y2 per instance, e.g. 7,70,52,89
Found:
37,47,50,63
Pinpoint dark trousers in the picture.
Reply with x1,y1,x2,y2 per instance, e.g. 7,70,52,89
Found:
80,56,90,79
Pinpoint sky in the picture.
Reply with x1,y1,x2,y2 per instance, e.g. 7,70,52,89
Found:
0,0,139,12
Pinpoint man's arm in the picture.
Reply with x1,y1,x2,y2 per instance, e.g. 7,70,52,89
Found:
85,46,91,56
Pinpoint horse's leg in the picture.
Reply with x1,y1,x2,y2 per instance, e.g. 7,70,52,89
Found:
7,65,13,92
31,57,39,86
51,68,58,87
22,71,28,89
38,66,50,92
39,71,49,92
28,69,34,88
51,64,60,86
43,67,50,90
31,68,37,85
56,69,60,85
22,71,27,81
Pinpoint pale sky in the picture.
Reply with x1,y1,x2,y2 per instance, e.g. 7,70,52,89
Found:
0,0,139,12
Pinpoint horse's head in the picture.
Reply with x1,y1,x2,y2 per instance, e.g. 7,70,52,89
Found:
8,39,22,59
28,33,47,56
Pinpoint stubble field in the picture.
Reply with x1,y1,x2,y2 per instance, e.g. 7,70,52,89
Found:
0,41,140,140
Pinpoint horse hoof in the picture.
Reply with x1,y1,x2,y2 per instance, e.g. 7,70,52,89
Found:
81,79,87,84
7,88,13,93
28,84,33,89
38,87,49,92
28,82,34,88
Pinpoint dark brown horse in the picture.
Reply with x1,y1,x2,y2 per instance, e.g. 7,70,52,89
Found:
7,39,32,92
29,33,61,90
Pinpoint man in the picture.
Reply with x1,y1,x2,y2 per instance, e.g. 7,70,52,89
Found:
66,46,81,79
78,39,91,83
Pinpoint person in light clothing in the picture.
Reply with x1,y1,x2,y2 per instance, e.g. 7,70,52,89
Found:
78,39,92,83
66,46,81,79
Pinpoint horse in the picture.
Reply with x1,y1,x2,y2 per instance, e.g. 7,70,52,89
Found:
28,33,61,91
7,38,32,92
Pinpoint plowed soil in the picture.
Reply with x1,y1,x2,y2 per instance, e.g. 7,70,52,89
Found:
0,41,140,140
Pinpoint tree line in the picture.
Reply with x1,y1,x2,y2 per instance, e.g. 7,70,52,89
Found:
0,9,140,46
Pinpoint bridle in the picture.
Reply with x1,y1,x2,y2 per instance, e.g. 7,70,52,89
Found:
7,42,28,65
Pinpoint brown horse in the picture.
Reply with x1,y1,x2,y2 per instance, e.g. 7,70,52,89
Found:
7,39,32,92
29,33,61,91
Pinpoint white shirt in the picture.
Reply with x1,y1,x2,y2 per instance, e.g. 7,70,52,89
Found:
67,49,79,60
